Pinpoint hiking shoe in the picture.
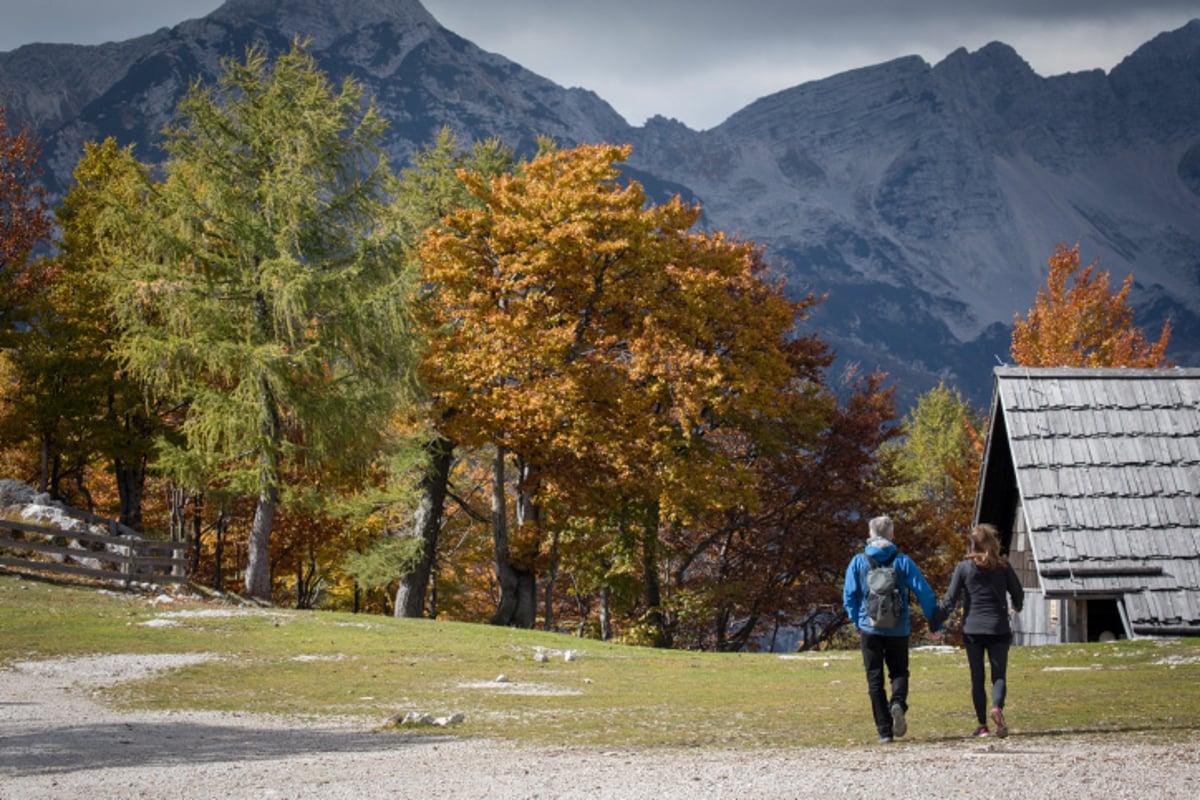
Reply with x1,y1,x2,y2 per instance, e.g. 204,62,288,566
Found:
972,725,990,738
878,735,893,744
890,702,907,738
990,707,1008,738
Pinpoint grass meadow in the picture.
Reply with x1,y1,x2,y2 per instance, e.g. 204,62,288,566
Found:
2,571,1197,749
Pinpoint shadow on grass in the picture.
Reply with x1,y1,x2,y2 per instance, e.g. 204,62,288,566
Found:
0,719,459,777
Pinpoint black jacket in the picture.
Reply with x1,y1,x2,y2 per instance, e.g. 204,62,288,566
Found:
939,559,1024,636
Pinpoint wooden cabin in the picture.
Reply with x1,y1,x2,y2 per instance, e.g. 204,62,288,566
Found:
974,367,1200,644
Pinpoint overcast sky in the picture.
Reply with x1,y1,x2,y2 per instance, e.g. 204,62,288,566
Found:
2,0,1199,129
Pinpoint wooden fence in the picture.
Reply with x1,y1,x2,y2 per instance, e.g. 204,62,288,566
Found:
0,507,189,586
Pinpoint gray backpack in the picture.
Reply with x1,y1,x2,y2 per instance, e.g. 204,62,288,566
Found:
865,555,903,628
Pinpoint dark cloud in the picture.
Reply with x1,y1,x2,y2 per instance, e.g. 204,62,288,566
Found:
2,0,1198,128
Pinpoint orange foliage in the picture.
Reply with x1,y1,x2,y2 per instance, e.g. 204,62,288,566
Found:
419,142,810,630
666,367,900,651
0,108,51,279
1011,243,1172,367
421,142,805,506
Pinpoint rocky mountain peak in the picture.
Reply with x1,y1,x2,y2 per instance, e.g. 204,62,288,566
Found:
1109,18,1200,136
936,40,1035,78
208,0,439,47
1,9,1197,408
1119,17,1200,65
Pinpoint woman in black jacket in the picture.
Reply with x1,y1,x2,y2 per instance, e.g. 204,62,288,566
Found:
939,523,1024,738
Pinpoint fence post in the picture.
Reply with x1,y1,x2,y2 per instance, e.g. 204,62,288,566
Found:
172,540,187,581
113,519,133,588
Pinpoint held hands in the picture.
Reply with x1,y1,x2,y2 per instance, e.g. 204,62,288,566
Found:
929,606,949,632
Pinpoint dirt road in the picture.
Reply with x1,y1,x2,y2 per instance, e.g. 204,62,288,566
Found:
2,653,1197,799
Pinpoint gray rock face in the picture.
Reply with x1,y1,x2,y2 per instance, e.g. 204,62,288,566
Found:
626,23,1200,403
0,0,628,196
2,2,1197,406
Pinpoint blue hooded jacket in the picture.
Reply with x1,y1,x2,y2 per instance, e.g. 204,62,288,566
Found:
843,537,939,636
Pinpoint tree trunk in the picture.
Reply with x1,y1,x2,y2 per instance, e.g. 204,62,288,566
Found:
641,500,668,647
489,446,537,628
188,492,204,579
244,379,281,601
712,527,738,651
296,546,319,609
245,482,277,600
38,431,50,494
167,486,185,543
212,503,228,591
599,585,612,641
543,529,560,631
165,485,189,580
394,435,454,618
73,469,94,514
490,446,515,624
113,454,146,531
513,458,538,627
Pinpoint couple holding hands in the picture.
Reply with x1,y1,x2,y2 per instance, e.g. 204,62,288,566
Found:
843,516,1024,743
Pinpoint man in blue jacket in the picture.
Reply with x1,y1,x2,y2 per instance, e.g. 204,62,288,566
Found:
843,515,940,743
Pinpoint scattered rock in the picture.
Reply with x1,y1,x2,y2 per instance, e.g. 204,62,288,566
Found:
0,478,45,509
530,646,580,663
385,710,465,728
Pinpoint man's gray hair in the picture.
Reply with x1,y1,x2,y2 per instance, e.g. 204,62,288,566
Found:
869,515,893,540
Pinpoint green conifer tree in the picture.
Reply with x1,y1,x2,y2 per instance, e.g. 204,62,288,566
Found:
106,42,422,599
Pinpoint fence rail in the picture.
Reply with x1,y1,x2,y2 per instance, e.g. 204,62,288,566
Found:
0,509,188,586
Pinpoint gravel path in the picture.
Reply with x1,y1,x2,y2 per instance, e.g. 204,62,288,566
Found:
2,652,1198,799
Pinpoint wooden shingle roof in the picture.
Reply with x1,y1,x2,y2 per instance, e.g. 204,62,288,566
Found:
977,367,1200,636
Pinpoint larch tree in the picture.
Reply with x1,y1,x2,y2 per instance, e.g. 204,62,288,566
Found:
1011,243,1172,368
34,138,168,525
885,381,984,508
105,42,422,600
881,381,985,602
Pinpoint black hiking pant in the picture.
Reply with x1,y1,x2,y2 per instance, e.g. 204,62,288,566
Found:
860,631,909,737
963,632,1011,725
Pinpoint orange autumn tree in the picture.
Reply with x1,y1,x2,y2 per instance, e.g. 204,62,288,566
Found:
420,141,803,634
1011,243,1172,367
667,363,900,652
0,107,51,312
0,108,55,488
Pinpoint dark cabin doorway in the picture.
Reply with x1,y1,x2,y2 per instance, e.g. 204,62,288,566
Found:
1086,598,1125,641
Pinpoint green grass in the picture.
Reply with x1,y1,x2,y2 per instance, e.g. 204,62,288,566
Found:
2,571,1198,749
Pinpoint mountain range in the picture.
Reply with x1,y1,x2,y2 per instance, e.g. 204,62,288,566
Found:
2,0,1198,408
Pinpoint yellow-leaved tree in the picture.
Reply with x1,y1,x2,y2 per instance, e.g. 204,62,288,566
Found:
1011,243,1172,367
420,141,804,637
